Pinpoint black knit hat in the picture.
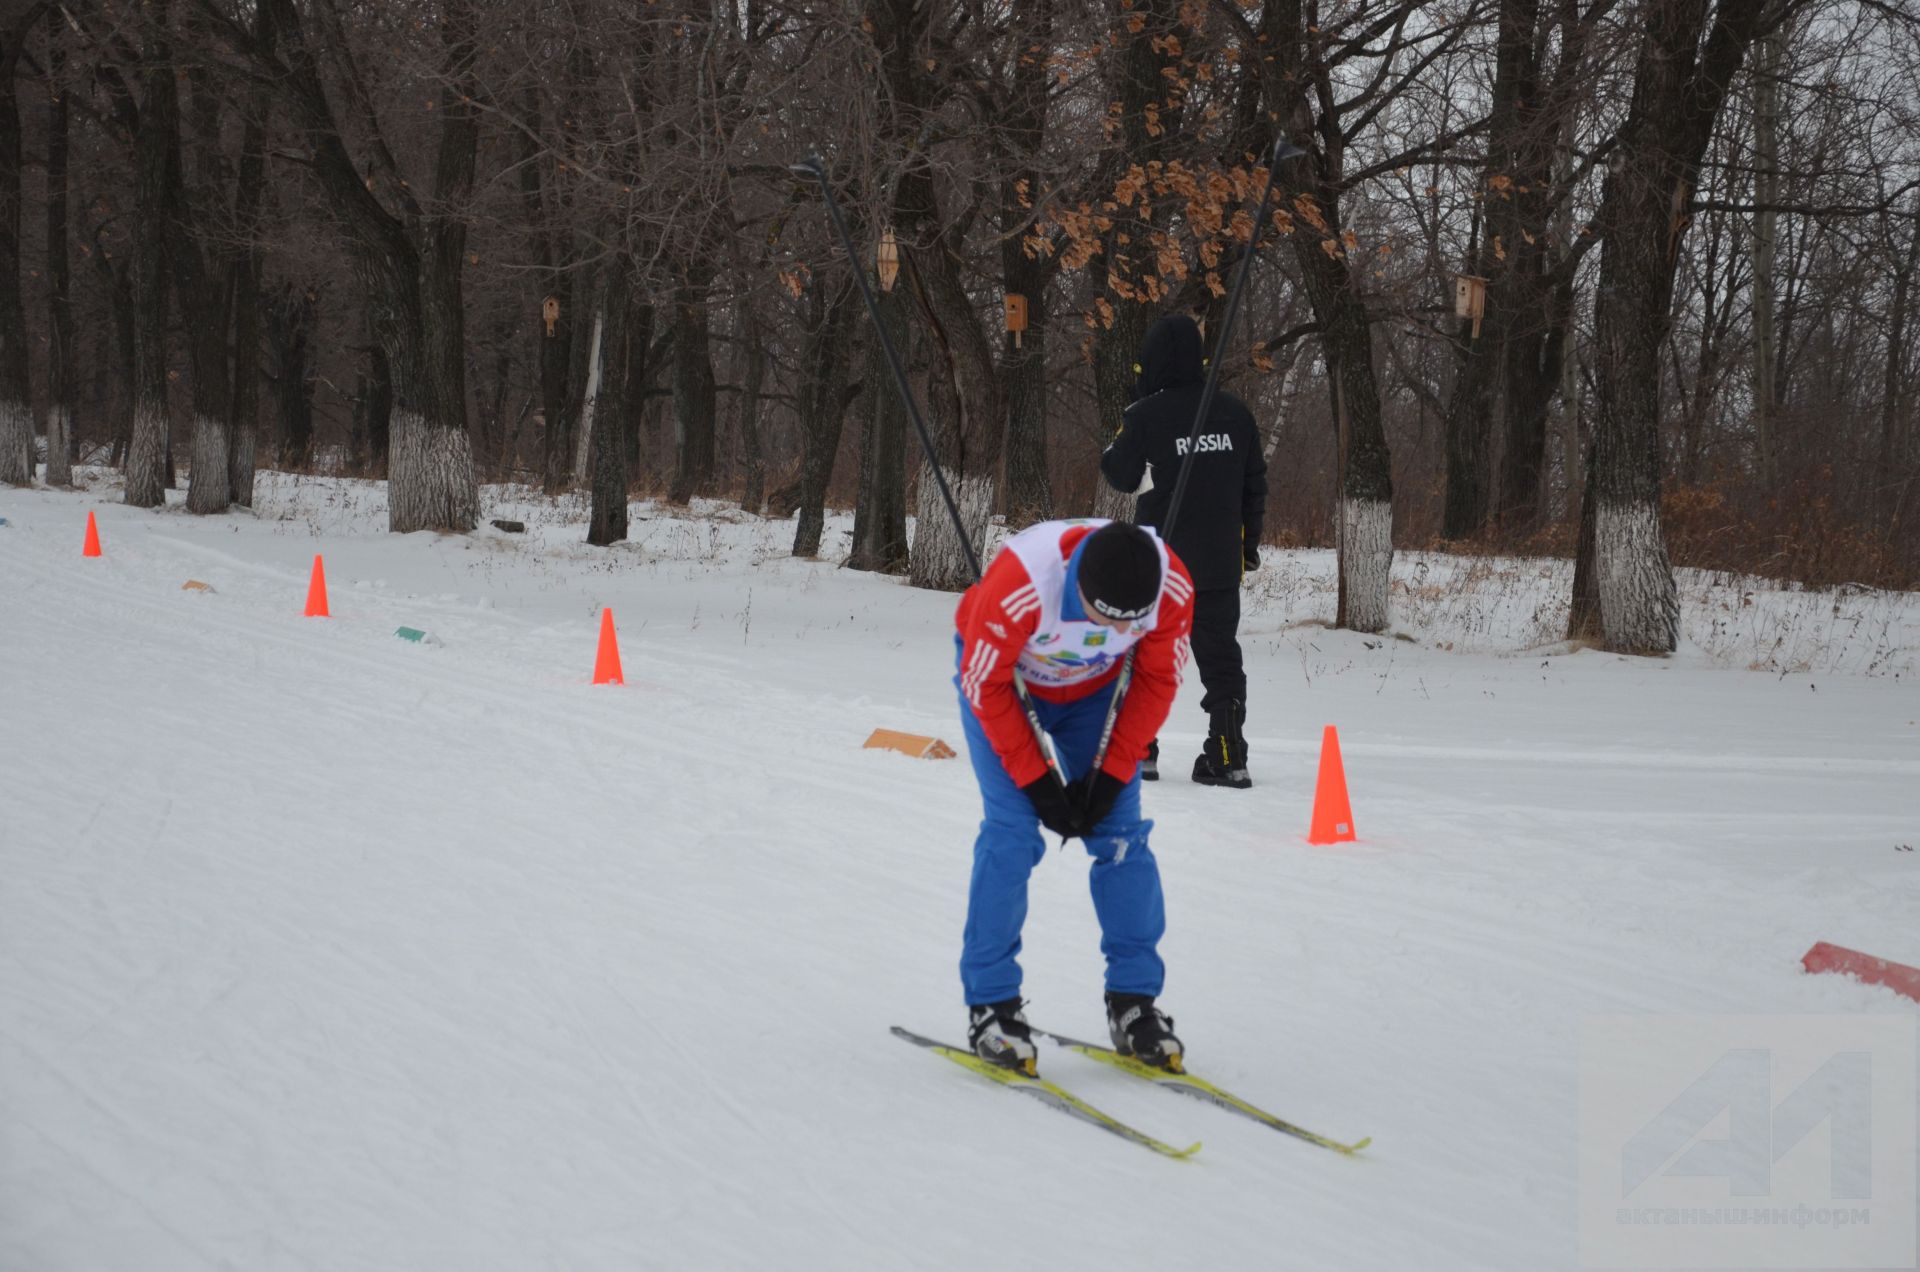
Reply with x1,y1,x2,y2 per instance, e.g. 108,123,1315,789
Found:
1077,522,1163,621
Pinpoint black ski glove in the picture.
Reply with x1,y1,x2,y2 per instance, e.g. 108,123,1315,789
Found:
1074,769,1127,833
1243,544,1261,572
1021,773,1082,840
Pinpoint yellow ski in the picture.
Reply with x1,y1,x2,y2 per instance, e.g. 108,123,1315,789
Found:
1035,1030,1371,1156
891,1026,1201,1160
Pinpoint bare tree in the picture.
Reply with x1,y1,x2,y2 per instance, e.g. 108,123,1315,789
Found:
1570,0,1772,651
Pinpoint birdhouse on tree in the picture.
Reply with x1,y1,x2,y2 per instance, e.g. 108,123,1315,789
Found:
876,227,900,293
1005,293,1028,348
1454,274,1488,339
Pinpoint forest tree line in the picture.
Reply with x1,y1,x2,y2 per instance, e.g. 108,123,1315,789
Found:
1,0,1917,652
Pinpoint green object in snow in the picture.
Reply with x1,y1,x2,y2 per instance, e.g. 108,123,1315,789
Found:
395,626,434,644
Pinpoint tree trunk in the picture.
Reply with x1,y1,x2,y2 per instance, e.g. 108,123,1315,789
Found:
1568,446,1603,639
43,3,74,487
587,261,632,546
849,285,908,572
737,309,768,514
668,269,717,504
1293,193,1395,633
539,271,575,495
96,248,135,468
0,9,34,485
179,60,233,514
224,1,272,505
794,278,857,558
571,295,605,489
517,83,575,499
866,0,1003,588
1748,21,1782,490
257,0,477,532
1001,272,1050,527
1442,281,1498,538
124,3,177,508
997,0,1056,527
365,343,392,474
1581,0,1767,653
268,287,316,468
1882,197,1919,518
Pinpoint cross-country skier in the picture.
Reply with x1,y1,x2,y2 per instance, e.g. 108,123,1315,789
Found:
1099,313,1268,789
953,518,1195,1076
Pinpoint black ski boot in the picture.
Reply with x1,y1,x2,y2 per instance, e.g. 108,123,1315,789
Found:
1191,699,1252,789
1141,739,1160,782
1106,992,1184,1072
968,999,1038,1075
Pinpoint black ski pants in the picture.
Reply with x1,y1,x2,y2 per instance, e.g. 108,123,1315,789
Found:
1190,586,1246,717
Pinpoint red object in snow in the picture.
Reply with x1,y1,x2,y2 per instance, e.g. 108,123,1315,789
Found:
1801,941,1920,1004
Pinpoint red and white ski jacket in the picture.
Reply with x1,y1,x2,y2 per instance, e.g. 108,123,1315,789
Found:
955,520,1195,787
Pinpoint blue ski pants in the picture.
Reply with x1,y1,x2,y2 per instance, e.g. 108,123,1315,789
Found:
954,648,1167,1006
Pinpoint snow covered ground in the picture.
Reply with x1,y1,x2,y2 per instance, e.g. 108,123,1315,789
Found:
3,471,1916,1271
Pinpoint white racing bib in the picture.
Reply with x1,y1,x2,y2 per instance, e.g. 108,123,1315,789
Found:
999,520,1171,691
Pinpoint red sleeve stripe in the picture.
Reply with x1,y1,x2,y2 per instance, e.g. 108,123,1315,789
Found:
960,640,1000,708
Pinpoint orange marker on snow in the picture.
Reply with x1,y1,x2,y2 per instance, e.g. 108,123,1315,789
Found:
593,608,623,685
82,510,102,557
304,554,330,617
1307,725,1357,844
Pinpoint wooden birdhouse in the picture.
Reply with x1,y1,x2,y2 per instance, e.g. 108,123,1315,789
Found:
876,226,900,293
1454,274,1487,338
542,295,560,338
1004,293,1029,348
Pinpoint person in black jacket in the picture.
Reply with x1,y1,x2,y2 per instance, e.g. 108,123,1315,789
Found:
1099,313,1267,788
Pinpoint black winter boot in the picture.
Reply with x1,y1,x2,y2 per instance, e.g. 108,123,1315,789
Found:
1191,699,1251,789
1105,992,1184,1072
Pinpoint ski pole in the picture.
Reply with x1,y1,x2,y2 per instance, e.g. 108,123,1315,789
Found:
790,155,1067,793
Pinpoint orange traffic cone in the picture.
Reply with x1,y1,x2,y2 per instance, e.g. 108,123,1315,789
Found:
82,510,102,557
1307,724,1357,844
592,608,624,685
303,554,330,617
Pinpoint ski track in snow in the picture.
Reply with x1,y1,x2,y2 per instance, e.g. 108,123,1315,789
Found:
2,475,1917,1271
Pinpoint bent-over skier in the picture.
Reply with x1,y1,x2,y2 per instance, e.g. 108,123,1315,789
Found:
952,519,1195,1076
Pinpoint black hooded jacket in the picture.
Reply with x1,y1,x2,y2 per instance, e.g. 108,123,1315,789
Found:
1099,314,1267,590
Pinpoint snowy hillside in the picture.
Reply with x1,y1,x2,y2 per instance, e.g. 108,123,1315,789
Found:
4,472,1917,1270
